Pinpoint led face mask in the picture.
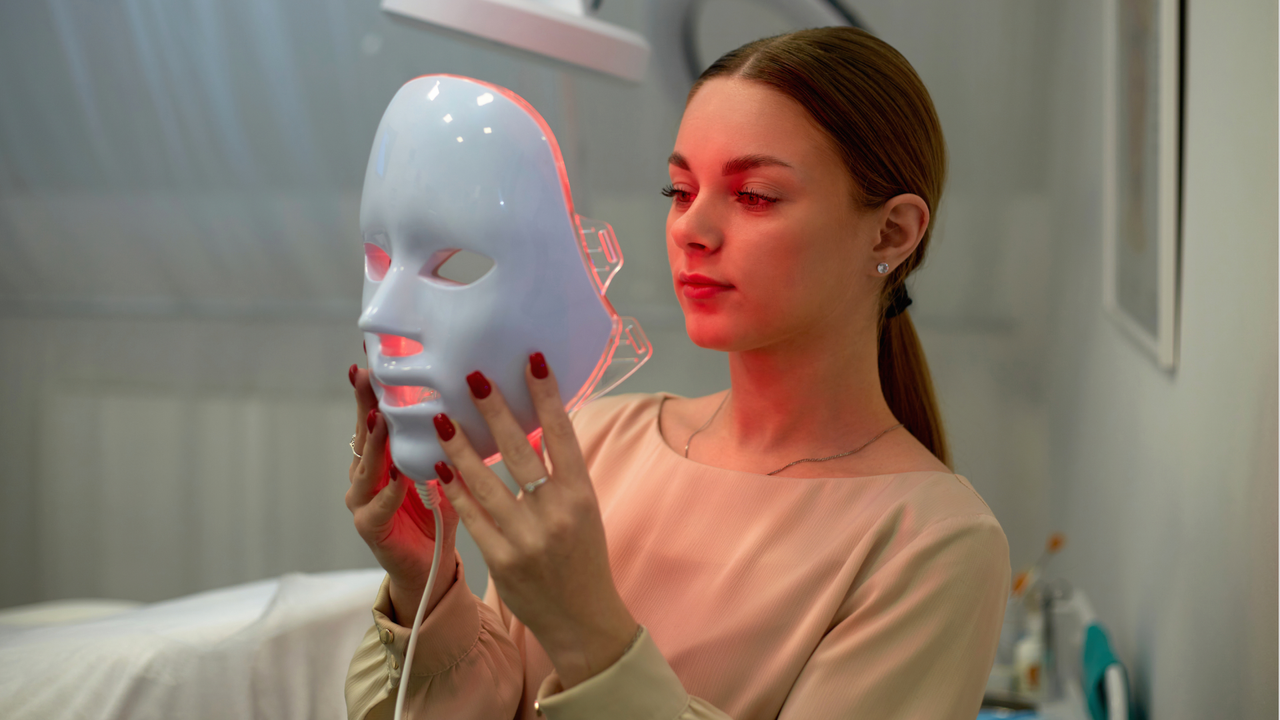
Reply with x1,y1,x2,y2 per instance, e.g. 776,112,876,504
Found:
359,75,651,483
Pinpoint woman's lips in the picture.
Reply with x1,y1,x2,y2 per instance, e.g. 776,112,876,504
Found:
679,272,733,300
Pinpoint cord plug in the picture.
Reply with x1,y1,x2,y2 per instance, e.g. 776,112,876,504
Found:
416,479,442,511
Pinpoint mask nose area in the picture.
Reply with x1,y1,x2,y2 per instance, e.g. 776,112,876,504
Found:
357,256,417,338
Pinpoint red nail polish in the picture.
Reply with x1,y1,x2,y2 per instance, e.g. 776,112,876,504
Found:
390,465,400,481
433,413,455,441
367,409,378,432
530,352,548,380
435,462,453,484
348,364,358,387
466,371,491,399
362,341,367,354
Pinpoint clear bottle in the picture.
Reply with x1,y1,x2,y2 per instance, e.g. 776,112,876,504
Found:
1014,609,1044,700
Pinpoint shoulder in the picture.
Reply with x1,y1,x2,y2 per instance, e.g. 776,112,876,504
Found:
865,494,1011,617
898,472,999,523
860,472,1010,586
570,392,663,433
568,392,665,465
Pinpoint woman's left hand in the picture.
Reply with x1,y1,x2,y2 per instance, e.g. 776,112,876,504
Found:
434,352,639,690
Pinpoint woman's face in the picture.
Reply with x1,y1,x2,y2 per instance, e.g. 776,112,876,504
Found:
666,77,881,352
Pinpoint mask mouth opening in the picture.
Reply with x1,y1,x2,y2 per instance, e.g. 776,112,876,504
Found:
379,384,441,408
380,334,424,357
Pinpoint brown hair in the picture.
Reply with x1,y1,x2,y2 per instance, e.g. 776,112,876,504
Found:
691,27,951,467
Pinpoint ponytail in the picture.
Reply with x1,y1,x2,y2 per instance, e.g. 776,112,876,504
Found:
879,310,950,467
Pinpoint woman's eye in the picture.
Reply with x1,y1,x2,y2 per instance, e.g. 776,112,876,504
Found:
660,184,694,205
737,190,779,209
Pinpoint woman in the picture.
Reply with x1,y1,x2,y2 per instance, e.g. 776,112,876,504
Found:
344,27,1009,720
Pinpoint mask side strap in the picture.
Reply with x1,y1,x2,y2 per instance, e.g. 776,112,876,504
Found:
574,215,624,295
581,316,652,406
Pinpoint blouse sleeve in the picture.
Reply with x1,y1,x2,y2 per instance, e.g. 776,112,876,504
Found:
531,513,1009,720
345,554,524,720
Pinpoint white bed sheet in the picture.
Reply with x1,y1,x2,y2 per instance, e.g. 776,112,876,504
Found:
0,569,384,720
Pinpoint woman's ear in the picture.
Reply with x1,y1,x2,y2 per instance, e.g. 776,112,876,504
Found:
870,193,930,270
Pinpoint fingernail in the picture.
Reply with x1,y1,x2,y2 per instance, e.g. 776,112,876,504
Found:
530,352,548,380
435,461,453,484
367,409,378,432
433,413,455,441
348,363,358,387
362,341,367,354
466,371,491,399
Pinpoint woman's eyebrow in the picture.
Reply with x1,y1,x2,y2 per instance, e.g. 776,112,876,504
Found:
721,154,792,175
668,152,793,175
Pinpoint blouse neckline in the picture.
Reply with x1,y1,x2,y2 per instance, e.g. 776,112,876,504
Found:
647,392,958,484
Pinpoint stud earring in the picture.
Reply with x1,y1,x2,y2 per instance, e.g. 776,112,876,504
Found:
877,262,889,274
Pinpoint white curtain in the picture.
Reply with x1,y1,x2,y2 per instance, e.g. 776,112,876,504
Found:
2,315,376,604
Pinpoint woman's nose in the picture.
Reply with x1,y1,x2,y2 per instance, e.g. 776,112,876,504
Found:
670,197,724,256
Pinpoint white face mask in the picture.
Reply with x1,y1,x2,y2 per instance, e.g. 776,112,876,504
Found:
359,75,650,483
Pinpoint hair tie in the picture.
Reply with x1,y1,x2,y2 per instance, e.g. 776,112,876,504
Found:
884,285,913,320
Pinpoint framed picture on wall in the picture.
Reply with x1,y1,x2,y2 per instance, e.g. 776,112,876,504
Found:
1101,0,1183,370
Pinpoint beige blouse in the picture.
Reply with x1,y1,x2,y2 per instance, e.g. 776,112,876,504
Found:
346,392,1011,719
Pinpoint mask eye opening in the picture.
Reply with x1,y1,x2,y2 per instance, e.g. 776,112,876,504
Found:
364,242,391,282
422,248,495,286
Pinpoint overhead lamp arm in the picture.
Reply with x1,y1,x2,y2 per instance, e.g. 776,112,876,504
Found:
671,0,868,85
382,0,651,82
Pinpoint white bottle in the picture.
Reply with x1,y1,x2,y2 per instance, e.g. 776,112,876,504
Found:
1014,609,1044,699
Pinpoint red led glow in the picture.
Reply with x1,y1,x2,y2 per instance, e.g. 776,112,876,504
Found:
380,385,441,408
365,243,391,281
380,334,423,357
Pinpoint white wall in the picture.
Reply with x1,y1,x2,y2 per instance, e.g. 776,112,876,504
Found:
1042,0,1277,717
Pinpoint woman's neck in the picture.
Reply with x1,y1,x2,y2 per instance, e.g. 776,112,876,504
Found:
714,325,899,464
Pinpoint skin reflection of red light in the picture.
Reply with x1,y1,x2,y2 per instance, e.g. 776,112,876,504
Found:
380,334,424,357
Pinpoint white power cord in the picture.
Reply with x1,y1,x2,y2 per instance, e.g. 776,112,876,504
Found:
393,480,446,720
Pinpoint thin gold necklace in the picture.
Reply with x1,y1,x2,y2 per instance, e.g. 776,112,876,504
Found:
683,391,904,476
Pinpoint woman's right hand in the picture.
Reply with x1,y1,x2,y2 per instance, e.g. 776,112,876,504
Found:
346,364,461,623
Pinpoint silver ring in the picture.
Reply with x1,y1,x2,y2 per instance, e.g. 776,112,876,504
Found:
350,434,362,459
522,476,548,494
